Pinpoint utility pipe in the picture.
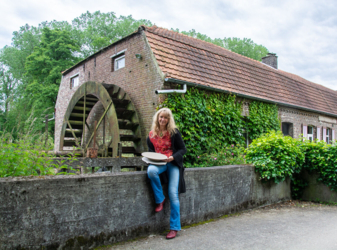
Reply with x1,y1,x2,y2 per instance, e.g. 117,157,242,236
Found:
155,79,187,94
163,78,337,119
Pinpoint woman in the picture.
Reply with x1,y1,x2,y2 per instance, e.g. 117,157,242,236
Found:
147,108,187,239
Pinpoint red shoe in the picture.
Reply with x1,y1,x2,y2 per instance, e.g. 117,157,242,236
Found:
155,199,165,213
166,230,177,239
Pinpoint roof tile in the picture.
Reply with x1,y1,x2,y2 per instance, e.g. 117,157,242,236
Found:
144,26,337,116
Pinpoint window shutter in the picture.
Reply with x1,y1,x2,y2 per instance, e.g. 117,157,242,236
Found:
302,125,307,139
323,128,327,142
333,129,335,142
317,127,321,141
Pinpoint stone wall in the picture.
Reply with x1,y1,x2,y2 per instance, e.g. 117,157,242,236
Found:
0,165,290,249
301,170,337,203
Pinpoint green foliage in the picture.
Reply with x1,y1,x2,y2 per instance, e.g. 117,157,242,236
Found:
172,29,269,61
246,131,337,197
223,37,269,61
190,144,246,168
0,133,55,177
245,131,305,183
247,101,280,140
25,27,80,117
25,27,80,86
301,140,337,191
0,11,152,138
290,173,308,200
72,11,152,57
161,88,245,166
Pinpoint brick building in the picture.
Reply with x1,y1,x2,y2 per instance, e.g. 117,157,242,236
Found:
54,25,337,155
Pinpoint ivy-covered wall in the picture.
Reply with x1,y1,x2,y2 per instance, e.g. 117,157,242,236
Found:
160,87,281,166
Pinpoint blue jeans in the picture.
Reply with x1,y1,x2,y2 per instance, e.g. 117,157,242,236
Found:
147,162,181,231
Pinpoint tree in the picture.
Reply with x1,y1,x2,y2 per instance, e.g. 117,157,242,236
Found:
25,27,80,113
72,11,152,57
173,29,269,61
223,37,269,61
0,64,18,125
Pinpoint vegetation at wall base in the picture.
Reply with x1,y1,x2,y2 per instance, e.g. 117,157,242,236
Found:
0,118,80,178
301,140,337,191
245,131,337,197
0,132,54,177
186,144,246,168
245,131,304,183
290,173,308,200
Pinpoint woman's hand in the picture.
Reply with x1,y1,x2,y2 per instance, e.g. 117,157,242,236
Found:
164,156,174,162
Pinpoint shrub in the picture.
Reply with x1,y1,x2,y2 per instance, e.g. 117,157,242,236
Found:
0,134,55,177
245,131,305,183
186,144,246,168
302,140,337,191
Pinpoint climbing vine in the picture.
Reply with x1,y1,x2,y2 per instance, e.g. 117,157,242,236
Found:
247,101,280,140
161,88,244,166
159,88,281,167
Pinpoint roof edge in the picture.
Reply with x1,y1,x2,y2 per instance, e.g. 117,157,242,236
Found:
164,78,337,118
62,27,144,76
147,26,336,93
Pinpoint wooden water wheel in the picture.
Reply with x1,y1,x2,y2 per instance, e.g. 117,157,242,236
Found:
59,81,142,157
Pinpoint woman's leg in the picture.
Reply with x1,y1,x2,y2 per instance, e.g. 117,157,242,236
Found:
147,164,167,204
167,163,181,231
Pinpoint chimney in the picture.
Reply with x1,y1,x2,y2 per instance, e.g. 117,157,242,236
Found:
262,53,278,69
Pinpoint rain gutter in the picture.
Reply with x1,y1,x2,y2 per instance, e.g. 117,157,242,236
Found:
164,78,337,119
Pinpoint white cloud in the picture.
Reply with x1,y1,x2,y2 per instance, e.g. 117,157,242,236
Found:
0,0,336,90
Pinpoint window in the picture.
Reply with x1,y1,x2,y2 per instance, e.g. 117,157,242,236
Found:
307,126,313,141
282,122,293,137
114,55,125,71
70,75,79,89
326,128,330,144
111,49,127,72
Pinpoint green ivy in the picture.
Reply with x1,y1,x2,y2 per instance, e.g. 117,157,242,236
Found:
161,88,245,165
301,140,337,191
247,101,280,140
160,88,282,167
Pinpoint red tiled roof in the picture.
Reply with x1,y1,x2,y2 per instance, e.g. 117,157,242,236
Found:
144,26,337,117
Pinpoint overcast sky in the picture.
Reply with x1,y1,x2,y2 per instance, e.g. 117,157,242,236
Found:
1,0,336,90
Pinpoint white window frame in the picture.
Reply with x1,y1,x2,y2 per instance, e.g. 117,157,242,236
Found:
70,74,79,89
326,128,330,144
307,126,313,142
114,55,125,71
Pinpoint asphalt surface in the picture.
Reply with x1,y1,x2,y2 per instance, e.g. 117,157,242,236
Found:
102,201,337,250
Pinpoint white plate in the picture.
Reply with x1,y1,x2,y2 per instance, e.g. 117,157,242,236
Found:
141,152,167,161
142,157,167,165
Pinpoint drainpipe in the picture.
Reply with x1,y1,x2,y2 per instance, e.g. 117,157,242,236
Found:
155,78,187,94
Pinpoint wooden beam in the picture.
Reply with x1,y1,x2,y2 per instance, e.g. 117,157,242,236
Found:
66,119,81,147
85,101,113,150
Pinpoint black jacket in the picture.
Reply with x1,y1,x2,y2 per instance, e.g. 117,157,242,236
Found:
146,129,187,193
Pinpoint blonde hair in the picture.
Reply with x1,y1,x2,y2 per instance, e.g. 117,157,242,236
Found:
151,108,178,136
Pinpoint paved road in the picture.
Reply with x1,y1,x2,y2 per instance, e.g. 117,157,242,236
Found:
104,201,337,250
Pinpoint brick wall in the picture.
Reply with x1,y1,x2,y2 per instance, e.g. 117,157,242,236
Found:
55,29,164,152
279,106,336,141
